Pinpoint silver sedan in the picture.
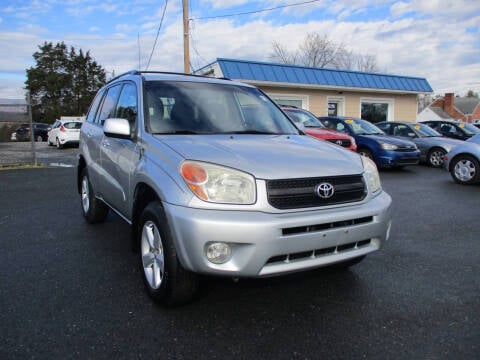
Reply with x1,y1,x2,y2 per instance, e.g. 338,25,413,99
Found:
377,121,464,167
444,133,480,184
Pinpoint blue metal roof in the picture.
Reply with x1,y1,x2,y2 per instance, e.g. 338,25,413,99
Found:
212,58,432,93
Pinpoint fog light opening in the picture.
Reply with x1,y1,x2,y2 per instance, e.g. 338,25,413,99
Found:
206,242,232,264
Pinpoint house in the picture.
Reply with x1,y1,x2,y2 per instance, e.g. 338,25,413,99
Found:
417,93,480,123
195,58,433,123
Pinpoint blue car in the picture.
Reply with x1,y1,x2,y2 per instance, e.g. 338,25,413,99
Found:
319,116,420,168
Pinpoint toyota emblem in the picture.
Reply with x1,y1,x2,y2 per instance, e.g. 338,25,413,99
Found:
315,182,335,199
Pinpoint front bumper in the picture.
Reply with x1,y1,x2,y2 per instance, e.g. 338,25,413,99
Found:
164,191,392,277
377,150,420,168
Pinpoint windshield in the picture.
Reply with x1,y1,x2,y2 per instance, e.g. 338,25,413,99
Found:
346,118,385,135
461,123,480,135
413,123,441,137
283,109,325,128
143,81,299,135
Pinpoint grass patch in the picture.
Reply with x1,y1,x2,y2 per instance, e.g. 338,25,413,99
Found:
0,164,46,171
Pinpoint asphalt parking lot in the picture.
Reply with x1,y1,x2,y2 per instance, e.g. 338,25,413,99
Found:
1,161,479,359
0,141,78,167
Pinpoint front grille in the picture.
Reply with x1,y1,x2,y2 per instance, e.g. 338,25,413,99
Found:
266,175,366,210
397,157,419,165
326,139,352,148
395,146,417,152
266,239,372,264
282,216,373,236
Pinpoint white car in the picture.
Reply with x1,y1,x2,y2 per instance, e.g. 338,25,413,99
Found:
48,119,83,148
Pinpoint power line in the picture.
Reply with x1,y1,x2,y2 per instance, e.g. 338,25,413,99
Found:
146,0,168,70
190,0,321,21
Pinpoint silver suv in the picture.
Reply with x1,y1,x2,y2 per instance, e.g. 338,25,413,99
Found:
78,71,392,306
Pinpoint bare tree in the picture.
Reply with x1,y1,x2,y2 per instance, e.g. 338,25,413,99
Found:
355,54,378,72
270,41,298,65
270,32,379,73
298,33,347,68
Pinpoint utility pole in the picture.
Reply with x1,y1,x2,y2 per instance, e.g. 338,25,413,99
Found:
183,0,190,74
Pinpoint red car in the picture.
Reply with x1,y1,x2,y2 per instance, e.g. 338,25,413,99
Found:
281,106,357,151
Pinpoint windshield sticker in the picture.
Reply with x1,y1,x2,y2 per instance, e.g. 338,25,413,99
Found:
414,125,420,130
459,123,465,128
345,119,354,124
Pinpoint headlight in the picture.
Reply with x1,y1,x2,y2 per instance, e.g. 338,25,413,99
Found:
180,161,256,204
362,156,381,193
380,142,398,150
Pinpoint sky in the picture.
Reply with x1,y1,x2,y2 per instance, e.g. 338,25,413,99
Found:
0,0,479,99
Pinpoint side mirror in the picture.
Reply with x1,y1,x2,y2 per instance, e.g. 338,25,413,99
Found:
104,118,131,139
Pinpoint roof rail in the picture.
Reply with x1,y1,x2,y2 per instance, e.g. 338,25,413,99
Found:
106,70,140,84
106,70,229,84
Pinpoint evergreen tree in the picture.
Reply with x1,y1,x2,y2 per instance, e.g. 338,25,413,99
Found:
25,42,106,123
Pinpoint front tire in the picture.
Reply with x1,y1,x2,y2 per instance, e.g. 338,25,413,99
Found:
139,202,198,306
80,168,109,223
450,155,480,184
427,148,446,168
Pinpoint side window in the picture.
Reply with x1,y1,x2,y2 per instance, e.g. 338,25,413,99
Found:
378,123,390,134
96,85,121,126
393,124,409,137
86,89,105,124
115,83,138,127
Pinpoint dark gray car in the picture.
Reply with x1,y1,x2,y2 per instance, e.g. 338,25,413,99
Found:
377,121,463,167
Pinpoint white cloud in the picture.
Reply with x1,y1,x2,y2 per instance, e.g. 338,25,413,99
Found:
0,0,479,98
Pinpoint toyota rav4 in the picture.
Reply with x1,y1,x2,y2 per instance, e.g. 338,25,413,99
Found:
77,71,392,306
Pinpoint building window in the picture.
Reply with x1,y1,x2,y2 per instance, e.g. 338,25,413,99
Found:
268,94,309,109
327,96,345,116
360,98,393,123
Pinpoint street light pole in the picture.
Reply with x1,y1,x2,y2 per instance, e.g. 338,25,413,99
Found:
183,0,190,74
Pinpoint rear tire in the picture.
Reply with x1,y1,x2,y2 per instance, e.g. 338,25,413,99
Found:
80,168,109,223
427,147,446,168
450,155,480,184
139,201,198,306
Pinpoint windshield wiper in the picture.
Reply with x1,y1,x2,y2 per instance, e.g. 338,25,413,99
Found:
152,130,201,135
223,130,282,135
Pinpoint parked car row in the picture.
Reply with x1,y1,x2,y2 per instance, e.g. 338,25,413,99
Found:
279,108,480,185
10,119,84,149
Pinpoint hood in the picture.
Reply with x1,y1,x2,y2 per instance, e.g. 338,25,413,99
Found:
427,136,464,148
359,134,416,147
156,134,363,179
305,127,351,140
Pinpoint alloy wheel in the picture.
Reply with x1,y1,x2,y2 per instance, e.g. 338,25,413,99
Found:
81,176,90,214
141,221,165,290
454,159,476,182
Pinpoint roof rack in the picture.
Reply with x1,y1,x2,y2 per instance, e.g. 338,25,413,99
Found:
106,70,231,84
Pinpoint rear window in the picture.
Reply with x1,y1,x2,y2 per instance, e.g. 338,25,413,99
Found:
64,122,83,129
